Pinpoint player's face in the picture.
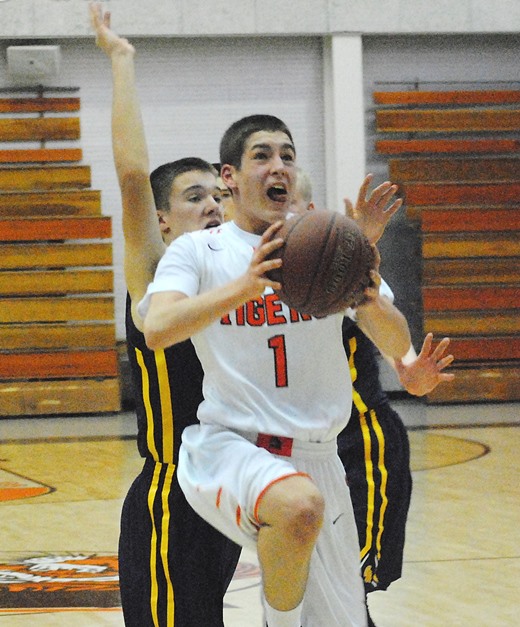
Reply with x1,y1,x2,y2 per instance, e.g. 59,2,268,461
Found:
224,130,296,234
289,187,312,215
159,170,223,244
216,176,236,222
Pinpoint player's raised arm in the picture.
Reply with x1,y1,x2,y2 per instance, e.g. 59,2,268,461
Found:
356,292,411,360
90,2,164,327
354,246,411,359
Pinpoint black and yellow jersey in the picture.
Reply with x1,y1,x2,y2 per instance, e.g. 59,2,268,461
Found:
339,316,412,593
125,294,204,465
342,317,387,411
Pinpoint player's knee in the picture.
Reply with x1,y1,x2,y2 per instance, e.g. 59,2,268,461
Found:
284,487,325,545
259,475,325,544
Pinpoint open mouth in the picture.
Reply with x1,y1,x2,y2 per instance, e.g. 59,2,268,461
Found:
267,184,288,203
204,219,222,229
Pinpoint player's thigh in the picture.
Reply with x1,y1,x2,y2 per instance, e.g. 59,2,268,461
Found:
179,424,303,546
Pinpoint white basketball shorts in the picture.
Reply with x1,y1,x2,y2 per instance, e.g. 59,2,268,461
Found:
178,423,367,627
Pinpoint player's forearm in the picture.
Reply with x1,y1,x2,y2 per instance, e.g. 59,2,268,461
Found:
356,296,411,359
143,279,256,350
111,50,150,183
384,343,417,370
110,49,165,303
383,344,421,393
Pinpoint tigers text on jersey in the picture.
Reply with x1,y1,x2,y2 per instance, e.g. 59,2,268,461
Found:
139,220,352,442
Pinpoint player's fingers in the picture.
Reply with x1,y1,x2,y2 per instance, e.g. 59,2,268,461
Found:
262,220,284,239
265,279,282,291
383,198,403,219
437,354,454,370
256,237,283,263
262,220,284,242
371,245,381,272
439,372,456,382
89,2,100,28
258,257,282,271
374,181,394,197
418,332,433,357
368,268,381,290
373,184,398,209
257,259,282,289
431,336,451,359
359,286,377,305
367,181,392,206
357,173,373,204
344,197,354,218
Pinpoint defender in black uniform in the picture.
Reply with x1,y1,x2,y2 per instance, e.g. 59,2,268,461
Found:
91,6,241,625
338,321,454,627
120,296,240,626
290,167,455,627
338,319,412,596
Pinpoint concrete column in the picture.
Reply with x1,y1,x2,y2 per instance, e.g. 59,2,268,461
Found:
323,34,366,213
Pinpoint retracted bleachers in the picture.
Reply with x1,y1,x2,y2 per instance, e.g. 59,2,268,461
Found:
375,89,520,403
0,91,121,416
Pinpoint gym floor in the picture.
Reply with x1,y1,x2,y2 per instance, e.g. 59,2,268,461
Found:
1,400,519,626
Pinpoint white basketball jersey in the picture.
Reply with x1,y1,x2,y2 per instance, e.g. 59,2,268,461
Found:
139,221,352,442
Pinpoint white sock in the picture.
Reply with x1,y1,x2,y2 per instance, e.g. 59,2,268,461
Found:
264,599,303,627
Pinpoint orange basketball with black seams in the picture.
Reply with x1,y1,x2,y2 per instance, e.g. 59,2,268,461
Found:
267,210,376,318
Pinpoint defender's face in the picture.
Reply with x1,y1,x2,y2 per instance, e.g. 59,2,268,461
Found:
289,187,312,215
159,170,223,244
223,130,296,234
216,176,235,222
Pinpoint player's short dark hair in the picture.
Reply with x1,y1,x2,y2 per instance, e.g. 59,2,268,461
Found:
219,114,294,170
149,158,217,211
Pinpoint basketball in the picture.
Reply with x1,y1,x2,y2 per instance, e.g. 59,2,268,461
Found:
267,210,376,318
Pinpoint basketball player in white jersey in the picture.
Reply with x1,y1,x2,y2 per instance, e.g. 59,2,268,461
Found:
139,114,412,627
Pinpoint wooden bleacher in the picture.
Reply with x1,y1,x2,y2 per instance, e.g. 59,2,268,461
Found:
0,91,120,416
375,88,520,403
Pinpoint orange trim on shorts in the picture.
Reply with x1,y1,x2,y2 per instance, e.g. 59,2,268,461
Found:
216,487,223,509
236,505,242,527
253,472,311,524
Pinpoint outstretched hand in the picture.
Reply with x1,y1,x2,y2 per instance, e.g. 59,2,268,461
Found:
89,2,135,56
394,333,455,396
344,173,403,245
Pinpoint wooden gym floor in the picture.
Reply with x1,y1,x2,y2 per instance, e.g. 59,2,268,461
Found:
0,400,519,626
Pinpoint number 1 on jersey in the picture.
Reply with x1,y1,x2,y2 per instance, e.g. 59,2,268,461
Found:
268,334,288,388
